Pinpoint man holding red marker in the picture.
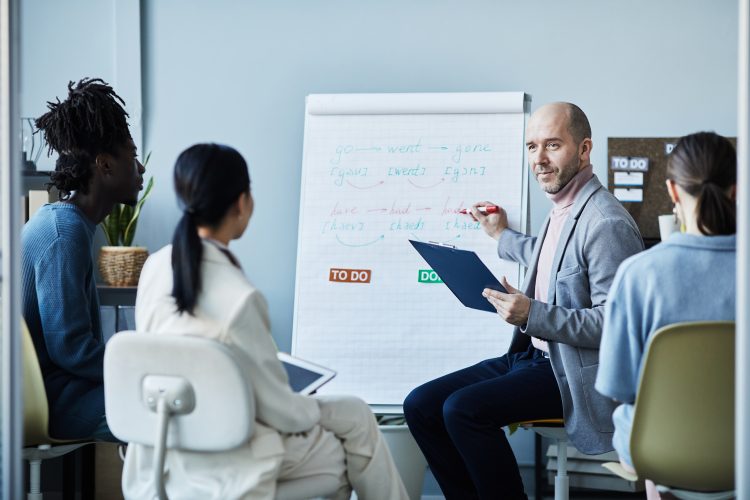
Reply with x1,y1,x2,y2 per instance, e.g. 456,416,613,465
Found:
404,102,644,499
457,205,499,215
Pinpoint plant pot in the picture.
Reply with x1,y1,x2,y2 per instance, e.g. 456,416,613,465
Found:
98,246,149,287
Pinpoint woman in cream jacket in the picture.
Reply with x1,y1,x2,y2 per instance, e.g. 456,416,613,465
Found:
125,143,407,500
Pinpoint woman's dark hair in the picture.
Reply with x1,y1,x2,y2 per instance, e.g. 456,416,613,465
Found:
35,78,131,199
667,131,736,235
171,143,250,314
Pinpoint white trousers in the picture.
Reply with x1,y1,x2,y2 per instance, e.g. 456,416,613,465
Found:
122,395,408,500
280,395,409,500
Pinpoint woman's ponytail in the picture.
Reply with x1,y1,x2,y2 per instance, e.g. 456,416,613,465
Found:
169,143,250,315
171,211,203,314
696,182,736,236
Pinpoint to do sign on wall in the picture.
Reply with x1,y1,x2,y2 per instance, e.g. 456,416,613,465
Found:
610,156,650,172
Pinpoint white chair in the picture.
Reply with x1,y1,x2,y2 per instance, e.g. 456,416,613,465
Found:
22,320,94,500
103,331,340,500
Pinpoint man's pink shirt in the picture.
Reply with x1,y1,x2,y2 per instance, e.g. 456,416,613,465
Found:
531,165,594,351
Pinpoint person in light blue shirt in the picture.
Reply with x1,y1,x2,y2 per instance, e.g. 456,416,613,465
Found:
596,131,736,499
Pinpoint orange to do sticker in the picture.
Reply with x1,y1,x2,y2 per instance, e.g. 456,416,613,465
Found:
329,268,371,283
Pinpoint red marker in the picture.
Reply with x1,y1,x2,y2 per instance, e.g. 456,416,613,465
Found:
458,206,499,215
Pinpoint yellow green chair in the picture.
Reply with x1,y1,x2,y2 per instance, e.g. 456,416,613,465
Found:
603,321,735,498
22,320,93,500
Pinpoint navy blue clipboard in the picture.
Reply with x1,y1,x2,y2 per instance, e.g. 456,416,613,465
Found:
409,240,507,313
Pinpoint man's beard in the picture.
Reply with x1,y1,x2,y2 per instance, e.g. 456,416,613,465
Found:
537,161,580,194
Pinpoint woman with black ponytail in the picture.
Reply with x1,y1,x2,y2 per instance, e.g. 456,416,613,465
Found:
596,132,737,499
131,144,408,500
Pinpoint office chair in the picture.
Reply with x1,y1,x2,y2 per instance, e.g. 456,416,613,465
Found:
103,331,340,500
22,320,94,500
603,321,735,499
514,418,568,500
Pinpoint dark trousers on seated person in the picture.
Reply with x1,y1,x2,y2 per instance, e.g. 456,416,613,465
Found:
403,347,562,500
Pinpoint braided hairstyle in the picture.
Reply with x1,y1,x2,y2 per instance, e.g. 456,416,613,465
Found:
667,131,736,235
35,78,131,199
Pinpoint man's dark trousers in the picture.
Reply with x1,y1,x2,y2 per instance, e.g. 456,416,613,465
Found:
403,347,563,500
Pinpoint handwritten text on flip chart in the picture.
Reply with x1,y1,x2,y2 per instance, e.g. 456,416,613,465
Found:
319,140,501,247
295,108,526,404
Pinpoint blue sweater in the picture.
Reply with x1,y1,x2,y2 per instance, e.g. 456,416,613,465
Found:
22,202,105,439
595,232,736,466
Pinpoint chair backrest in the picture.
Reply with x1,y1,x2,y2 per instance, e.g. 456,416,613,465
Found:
631,321,734,491
104,331,255,452
22,320,51,447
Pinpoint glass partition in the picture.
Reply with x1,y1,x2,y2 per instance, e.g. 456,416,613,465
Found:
1,0,24,497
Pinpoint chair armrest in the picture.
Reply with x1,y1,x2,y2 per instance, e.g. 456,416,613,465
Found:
602,461,639,482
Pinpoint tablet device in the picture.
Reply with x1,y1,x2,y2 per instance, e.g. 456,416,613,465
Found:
278,352,336,395
410,239,507,313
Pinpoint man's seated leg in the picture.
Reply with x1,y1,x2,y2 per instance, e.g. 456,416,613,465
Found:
404,354,521,500
442,354,562,499
92,414,120,443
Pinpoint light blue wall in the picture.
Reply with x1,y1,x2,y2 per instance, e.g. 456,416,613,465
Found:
139,0,737,351
19,0,740,483
20,0,116,171
19,0,739,352
19,0,739,350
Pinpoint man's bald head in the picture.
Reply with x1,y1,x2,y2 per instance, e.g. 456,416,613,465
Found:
531,102,591,145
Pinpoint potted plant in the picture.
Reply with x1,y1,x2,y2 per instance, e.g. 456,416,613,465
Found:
98,153,155,287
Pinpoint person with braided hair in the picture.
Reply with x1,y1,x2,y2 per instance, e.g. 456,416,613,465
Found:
21,78,145,440
596,131,736,499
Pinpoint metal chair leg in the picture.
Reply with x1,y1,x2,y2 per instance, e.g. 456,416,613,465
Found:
27,458,42,500
554,439,569,500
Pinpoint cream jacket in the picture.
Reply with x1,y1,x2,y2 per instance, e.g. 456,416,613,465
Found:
123,242,321,499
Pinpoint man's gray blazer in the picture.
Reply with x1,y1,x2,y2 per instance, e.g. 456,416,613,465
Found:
498,175,643,454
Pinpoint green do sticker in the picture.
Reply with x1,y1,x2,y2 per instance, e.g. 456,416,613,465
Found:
418,269,443,283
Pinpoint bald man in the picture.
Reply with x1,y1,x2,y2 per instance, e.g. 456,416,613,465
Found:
404,103,644,499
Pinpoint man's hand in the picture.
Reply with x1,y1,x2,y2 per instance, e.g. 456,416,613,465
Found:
470,201,509,240
482,276,530,326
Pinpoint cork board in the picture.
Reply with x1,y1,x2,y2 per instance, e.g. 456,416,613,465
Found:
607,138,677,240
607,137,736,241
